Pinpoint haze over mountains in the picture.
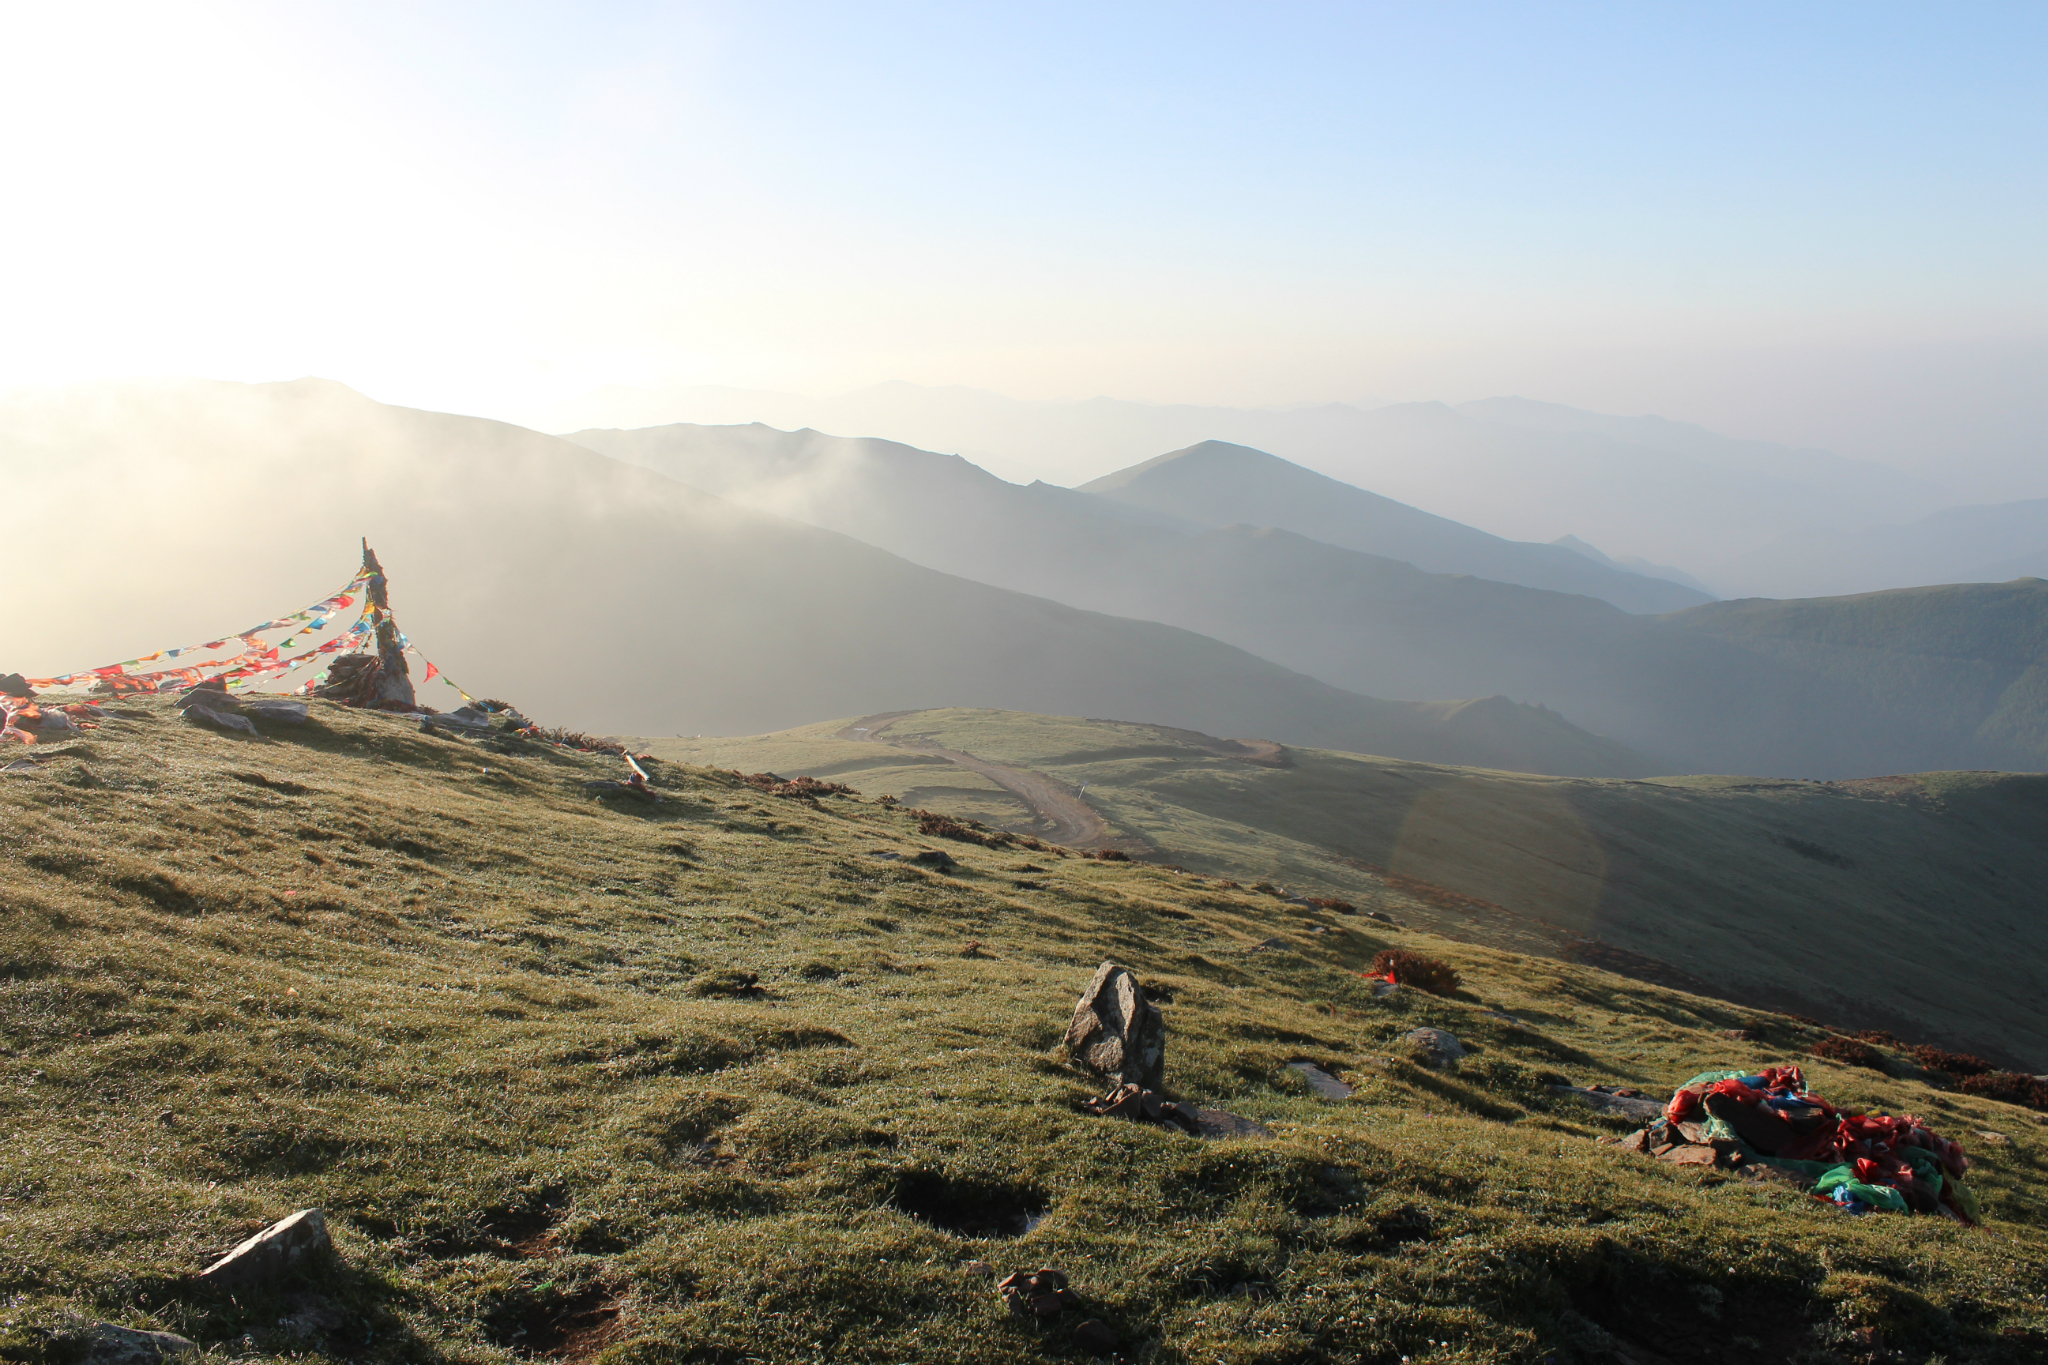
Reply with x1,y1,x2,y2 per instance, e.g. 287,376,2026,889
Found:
1079,440,1709,612
546,380,2035,599
0,378,1639,777
574,420,2048,777
567,426,1705,614
9,377,2047,782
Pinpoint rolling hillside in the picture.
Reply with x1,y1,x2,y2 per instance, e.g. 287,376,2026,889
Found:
5,692,2046,1363
0,379,1642,777
645,709,2048,1071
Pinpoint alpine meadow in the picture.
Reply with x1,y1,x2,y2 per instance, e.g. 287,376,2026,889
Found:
5,8,2047,1365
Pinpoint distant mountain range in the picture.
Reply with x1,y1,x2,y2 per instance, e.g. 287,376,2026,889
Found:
0,379,1642,777
1077,441,1709,612
572,421,2048,777
544,381,1973,598
569,427,1706,614
10,378,2043,781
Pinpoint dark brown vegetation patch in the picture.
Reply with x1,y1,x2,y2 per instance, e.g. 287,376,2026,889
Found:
909,809,1054,852
533,727,627,755
1906,1044,1996,1077
1810,1037,1888,1071
740,771,856,803
1956,1072,2048,1111
1369,948,1461,997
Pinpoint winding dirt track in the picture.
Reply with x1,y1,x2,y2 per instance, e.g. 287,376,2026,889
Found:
836,711,1117,849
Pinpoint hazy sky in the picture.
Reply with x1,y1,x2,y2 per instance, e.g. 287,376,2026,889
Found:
2,3,2041,484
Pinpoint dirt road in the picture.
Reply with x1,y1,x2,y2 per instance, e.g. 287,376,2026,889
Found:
837,711,1119,850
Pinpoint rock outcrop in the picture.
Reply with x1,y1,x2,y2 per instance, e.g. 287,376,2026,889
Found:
197,1208,332,1289
1064,962,1164,1089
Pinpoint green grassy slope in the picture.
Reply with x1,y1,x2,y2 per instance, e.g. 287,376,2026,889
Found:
645,709,2048,1070
1673,582,2048,769
7,701,2048,1363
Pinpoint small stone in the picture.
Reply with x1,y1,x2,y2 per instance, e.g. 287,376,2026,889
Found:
998,1267,1075,1319
1064,962,1165,1089
1287,1062,1352,1100
80,1324,196,1365
912,849,956,869
1398,1028,1465,1071
1190,1107,1272,1140
1370,979,1399,998
1976,1130,2011,1146
1073,1318,1121,1356
156,1110,175,1126
961,1259,995,1277
197,1208,332,1289
1657,1144,1720,1167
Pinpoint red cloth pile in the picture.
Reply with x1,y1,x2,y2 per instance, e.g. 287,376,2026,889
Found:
1665,1065,1974,1219
1,694,102,744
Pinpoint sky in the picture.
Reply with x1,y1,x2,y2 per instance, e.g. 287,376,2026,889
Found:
1,2,2041,489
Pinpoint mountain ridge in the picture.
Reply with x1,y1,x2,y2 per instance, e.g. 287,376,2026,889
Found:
0,378,1645,777
1077,439,1712,612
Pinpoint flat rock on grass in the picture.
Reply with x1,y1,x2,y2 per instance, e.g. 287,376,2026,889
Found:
1190,1107,1272,1140
1399,1028,1464,1071
81,1325,195,1365
183,706,258,736
1288,1062,1353,1100
1553,1085,1666,1123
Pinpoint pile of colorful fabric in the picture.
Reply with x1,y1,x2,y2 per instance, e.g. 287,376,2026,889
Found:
1609,1064,1980,1223
0,689,106,745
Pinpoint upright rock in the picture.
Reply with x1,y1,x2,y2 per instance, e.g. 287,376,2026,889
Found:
197,1208,332,1289
1064,962,1164,1089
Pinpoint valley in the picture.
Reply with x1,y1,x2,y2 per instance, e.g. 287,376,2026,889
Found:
646,709,2048,1070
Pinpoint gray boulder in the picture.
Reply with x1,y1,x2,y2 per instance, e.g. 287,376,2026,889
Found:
1064,961,1164,1089
1287,1061,1353,1100
81,1324,195,1365
242,699,310,724
197,1207,331,1288
1399,1028,1465,1071
183,705,258,735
